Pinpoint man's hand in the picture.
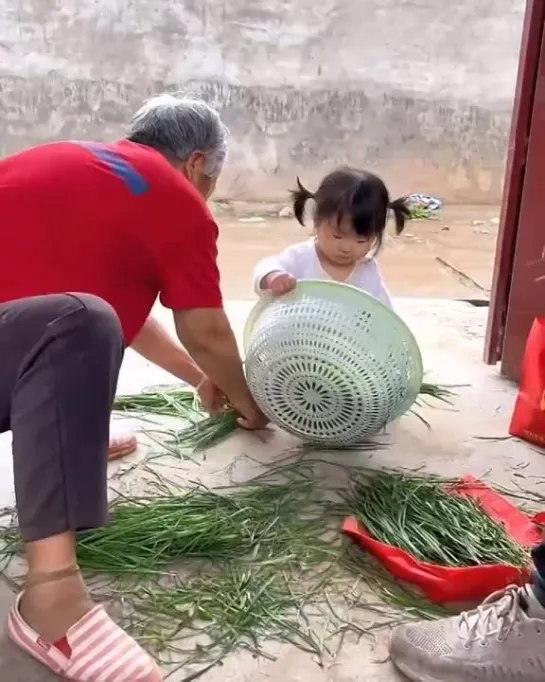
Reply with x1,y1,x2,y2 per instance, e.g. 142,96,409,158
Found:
174,307,270,430
237,404,269,430
262,271,297,296
197,377,228,415
198,377,268,428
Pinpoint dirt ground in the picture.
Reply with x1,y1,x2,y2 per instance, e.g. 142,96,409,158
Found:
213,203,500,301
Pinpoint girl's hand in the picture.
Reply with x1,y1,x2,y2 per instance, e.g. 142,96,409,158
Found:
263,271,297,296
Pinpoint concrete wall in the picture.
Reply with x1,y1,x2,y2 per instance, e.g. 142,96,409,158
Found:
0,0,526,202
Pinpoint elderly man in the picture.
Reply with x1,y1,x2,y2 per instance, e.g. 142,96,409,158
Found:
0,94,266,681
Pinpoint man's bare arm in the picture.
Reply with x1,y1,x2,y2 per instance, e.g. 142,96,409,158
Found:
131,316,204,386
173,308,266,428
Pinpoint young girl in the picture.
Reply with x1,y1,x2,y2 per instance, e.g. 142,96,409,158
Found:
253,167,410,307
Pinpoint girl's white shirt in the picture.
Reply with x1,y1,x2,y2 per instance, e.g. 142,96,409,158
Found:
252,238,392,308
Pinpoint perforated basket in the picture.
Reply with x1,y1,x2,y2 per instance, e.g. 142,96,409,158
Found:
244,280,423,446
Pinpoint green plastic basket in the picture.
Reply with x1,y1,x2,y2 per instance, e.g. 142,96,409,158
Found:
244,280,423,445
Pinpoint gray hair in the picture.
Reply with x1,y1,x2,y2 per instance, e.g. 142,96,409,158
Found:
127,93,228,177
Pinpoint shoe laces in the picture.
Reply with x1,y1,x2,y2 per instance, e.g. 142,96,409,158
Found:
457,585,524,646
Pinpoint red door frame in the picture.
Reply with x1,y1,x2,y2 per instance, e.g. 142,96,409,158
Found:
501,22,545,381
484,0,545,373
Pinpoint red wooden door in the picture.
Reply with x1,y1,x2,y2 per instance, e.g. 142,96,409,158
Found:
485,0,545,379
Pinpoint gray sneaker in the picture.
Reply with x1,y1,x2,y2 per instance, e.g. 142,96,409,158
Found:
389,585,545,681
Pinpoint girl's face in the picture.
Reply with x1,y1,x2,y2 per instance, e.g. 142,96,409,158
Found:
315,215,375,266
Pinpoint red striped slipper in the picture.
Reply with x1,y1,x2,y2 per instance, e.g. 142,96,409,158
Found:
107,433,138,461
8,594,163,681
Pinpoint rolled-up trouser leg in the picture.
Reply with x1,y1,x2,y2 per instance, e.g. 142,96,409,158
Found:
0,293,124,542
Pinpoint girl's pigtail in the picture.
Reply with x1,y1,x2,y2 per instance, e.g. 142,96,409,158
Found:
389,196,411,235
290,177,315,226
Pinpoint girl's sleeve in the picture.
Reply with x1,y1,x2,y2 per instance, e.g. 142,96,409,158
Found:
366,259,393,308
252,243,306,295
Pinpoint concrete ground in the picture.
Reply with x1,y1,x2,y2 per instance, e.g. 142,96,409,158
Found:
0,297,544,680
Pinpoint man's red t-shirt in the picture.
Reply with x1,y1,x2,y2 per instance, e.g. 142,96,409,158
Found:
0,140,223,342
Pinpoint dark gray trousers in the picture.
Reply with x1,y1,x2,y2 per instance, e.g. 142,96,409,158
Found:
532,543,545,605
0,293,123,542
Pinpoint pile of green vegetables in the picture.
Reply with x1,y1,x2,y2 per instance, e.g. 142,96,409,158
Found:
0,476,342,671
0,479,332,575
347,472,529,568
0,461,531,676
75,482,333,575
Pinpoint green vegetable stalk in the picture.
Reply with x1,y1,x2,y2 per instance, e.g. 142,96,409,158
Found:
346,472,529,568
113,387,239,452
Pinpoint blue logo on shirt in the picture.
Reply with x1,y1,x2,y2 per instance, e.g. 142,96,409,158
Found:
75,142,150,196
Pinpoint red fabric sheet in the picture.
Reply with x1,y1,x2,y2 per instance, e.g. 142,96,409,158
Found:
342,476,543,604
510,318,545,447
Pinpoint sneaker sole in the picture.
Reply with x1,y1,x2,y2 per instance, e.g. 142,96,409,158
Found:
393,658,442,682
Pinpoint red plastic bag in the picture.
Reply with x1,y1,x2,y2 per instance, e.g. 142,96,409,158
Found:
510,317,545,447
342,476,543,604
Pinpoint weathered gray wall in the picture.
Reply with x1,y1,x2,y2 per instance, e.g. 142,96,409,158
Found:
0,0,526,202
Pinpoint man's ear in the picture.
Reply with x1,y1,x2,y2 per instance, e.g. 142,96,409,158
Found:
175,152,202,181
186,151,206,173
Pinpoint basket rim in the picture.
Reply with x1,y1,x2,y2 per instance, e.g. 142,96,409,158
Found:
243,279,424,378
